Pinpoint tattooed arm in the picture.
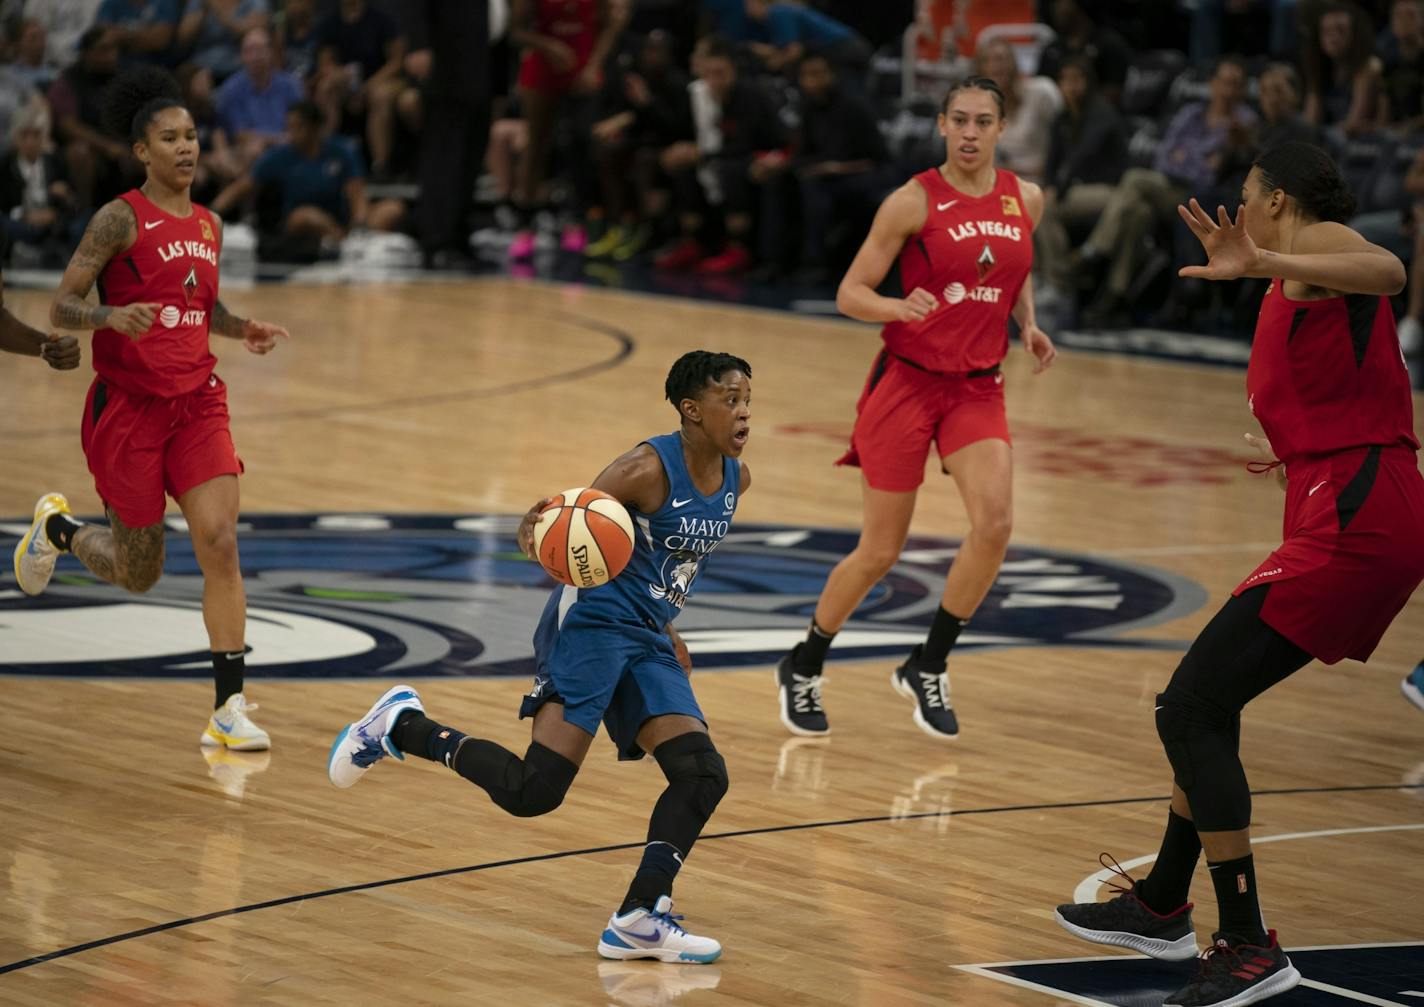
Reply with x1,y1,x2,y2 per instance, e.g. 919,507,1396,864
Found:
209,213,289,353
51,200,156,338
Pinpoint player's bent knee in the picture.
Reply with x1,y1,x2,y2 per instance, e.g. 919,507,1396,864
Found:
1154,690,1251,830
496,741,579,818
654,732,729,819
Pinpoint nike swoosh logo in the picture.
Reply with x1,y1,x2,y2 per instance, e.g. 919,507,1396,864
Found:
144,220,163,230
223,651,245,660
214,718,234,733
671,498,692,508
1308,481,1327,496
937,200,957,211
619,926,664,943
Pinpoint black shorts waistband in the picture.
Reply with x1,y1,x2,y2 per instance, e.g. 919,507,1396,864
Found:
888,351,1000,379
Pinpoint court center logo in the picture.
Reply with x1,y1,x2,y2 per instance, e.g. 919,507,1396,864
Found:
0,514,1205,678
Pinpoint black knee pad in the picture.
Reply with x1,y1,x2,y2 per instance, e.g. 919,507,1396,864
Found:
653,731,729,819
1154,690,1252,831
493,741,579,818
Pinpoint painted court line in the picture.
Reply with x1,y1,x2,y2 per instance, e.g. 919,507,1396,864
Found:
1297,979,1410,1005
1073,823,1424,903
953,965,1115,1006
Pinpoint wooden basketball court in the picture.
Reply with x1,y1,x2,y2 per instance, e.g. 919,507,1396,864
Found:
1,278,1420,1005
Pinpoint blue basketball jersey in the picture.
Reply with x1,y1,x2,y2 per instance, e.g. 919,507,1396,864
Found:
534,432,740,641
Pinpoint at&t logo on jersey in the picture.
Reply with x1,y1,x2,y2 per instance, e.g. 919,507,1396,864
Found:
159,306,208,328
0,515,1204,678
943,283,1002,306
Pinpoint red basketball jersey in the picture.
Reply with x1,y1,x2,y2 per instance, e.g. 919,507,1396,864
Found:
881,167,1033,373
536,0,598,49
1247,280,1419,464
93,190,220,398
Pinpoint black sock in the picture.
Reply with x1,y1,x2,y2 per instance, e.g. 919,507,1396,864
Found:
1208,853,1268,944
619,841,683,915
46,513,83,552
793,620,835,674
921,606,969,665
389,711,465,765
1138,810,1201,913
212,649,245,708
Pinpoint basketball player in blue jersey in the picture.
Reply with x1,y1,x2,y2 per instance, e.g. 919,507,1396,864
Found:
327,350,751,964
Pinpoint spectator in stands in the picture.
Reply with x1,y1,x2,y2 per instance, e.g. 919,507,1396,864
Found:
974,35,1061,183
210,99,406,250
24,0,106,71
1037,0,1132,104
311,0,414,182
47,26,125,208
1,101,78,265
177,0,269,86
95,0,179,64
1074,55,1255,326
274,0,319,78
0,63,40,162
584,29,693,262
11,19,59,92
1220,62,1319,184
507,0,626,260
213,27,301,178
1036,55,1127,310
742,0,871,85
1302,0,1380,138
780,50,890,280
1388,147,1424,351
1378,0,1424,131
654,35,787,274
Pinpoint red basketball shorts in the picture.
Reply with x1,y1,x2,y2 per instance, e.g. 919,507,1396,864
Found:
837,350,1010,492
517,45,594,95
80,372,244,528
1235,445,1424,664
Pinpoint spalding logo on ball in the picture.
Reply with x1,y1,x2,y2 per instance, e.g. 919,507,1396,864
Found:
533,487,636,588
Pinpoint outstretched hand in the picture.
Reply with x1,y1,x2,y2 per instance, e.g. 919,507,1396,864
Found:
1021,322,1057,373
243,319,289,355
1177,198,1261,281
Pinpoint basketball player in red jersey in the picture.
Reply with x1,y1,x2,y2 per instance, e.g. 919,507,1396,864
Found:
12,67,289,752
0,267,79,369
774,76,1057,740
508,0,624,260
1056,141,1424,1007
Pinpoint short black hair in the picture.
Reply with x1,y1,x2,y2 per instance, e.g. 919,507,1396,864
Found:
288,99,323,127
103,65,184,142
77,25,108,54
1253,140,1357,223
665,351,751,415
699,36,736,64
941,75,1006,117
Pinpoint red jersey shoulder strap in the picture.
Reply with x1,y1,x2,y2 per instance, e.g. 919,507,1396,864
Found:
912,168,950,200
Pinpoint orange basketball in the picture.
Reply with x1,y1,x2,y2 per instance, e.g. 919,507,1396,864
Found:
532,487,636,588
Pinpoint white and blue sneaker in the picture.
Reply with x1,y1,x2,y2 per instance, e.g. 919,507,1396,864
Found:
13,492,71,596
200,692,271,751
1403,663,1424,713
327,684,424,789
597,895,722,963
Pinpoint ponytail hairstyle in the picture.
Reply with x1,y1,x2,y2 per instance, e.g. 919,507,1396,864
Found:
1253,141,1357,223
102,64,185,143
941,75,1007,118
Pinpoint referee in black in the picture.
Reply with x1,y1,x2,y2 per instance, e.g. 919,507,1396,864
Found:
405,0,493,269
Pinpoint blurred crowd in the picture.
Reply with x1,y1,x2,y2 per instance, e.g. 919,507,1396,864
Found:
1,0,1423,343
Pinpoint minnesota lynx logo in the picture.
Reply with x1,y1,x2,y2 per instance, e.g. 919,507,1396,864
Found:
650,551,701,609
0,515,1203,678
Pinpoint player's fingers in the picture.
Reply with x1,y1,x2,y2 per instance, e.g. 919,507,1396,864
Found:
1216,204,1232,229
1188,198,1215,230
1177,204,1208,239
1178,265,1208,278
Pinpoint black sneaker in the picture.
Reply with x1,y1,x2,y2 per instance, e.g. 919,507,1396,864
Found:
1164,931,1301,1006
775,644,829,736
1054,854,1198,960
890,645,959,739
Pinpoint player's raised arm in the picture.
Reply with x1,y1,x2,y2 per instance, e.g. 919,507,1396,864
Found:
837,181,935,324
